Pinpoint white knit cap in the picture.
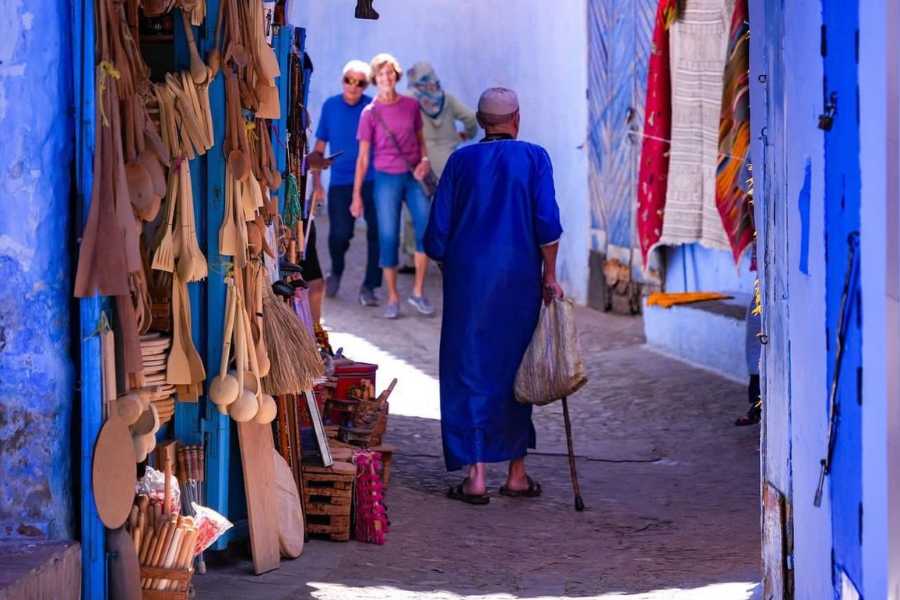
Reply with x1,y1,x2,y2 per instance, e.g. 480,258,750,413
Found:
477,87,519,118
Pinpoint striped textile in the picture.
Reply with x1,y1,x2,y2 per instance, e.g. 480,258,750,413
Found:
658,0,732,252
715,0,755,264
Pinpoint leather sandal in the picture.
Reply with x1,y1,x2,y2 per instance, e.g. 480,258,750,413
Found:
499,476,542,498
447,483,489,506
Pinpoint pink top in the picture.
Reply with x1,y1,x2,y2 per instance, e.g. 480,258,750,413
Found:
357,95,423,174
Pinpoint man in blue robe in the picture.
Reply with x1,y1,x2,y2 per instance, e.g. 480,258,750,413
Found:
424,87,564,505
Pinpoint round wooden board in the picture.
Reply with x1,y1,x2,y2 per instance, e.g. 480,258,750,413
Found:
92,415,137,528
274,450,304,558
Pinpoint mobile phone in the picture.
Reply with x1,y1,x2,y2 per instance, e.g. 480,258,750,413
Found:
325,151,344,161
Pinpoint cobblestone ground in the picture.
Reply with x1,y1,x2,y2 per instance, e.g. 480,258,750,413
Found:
196,219,761,600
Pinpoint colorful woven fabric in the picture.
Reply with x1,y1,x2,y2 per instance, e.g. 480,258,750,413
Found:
637,0,679,268
716,0,755,264
353,451,389,545
646,291,733,308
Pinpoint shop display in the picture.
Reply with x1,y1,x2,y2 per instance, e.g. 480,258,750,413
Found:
76,1,400,596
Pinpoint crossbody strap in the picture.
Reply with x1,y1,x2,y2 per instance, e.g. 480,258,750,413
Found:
371,103,418,172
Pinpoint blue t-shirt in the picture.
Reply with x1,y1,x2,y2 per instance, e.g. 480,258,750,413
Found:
315,94,374,186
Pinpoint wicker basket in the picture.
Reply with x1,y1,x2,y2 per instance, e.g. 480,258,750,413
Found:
139,565,193,600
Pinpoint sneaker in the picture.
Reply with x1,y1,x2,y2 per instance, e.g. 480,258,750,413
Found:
407,294,435,316
384,302,400,319
358,287,379,307
325,274,341,298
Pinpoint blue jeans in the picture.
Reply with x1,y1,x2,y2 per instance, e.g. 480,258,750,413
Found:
373,171,431,268
327,182,381,290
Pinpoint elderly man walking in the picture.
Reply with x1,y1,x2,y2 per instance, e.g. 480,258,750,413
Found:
424,88,564,505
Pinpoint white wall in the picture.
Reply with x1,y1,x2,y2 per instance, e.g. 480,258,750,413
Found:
287,0,590,302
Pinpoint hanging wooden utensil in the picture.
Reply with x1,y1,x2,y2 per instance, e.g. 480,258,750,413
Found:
93,326,138,529
181,8,210,85
210,278,240,413
219,168,238,256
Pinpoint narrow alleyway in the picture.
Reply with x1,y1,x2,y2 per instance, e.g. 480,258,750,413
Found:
196,219,761,600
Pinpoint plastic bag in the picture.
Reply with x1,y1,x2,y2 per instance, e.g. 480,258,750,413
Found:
136,466,181,515
192,502,234,555
514,297,587,405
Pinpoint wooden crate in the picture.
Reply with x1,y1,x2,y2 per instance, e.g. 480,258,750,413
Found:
302,463,354,542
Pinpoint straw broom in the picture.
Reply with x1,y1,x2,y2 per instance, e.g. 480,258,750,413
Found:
261,283,324,395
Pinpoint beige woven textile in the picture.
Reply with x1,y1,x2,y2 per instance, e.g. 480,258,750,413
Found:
659,0,733,251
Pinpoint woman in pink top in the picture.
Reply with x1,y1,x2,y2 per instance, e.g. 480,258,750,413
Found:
353,53,435,319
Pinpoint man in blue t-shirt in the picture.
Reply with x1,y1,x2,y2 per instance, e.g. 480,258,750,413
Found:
310,60,381,306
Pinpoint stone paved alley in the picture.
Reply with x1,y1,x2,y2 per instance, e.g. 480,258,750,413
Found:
196,220,761,600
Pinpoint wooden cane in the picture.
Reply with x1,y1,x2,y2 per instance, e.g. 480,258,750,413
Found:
561,397,585,511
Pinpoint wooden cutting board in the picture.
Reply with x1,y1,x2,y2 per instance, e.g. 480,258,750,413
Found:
237,421,281,574
93,329,137,529
273,449,304,559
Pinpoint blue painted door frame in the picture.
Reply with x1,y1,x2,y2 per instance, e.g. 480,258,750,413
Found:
73,0,105,597
822,0,864,593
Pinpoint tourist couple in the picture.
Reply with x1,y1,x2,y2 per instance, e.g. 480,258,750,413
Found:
308,53,565,505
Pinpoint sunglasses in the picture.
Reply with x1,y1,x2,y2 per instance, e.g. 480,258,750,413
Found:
343,76,368,89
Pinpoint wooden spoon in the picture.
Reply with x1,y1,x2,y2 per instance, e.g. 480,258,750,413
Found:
210,279,239,413
180,8,209,85
219,169,238,256
225,71,250,181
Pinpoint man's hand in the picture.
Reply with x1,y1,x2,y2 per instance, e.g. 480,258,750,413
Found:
312,183,325,206
413,158,431,181
306,151,333,171
542,274,564,305
350,190,364,218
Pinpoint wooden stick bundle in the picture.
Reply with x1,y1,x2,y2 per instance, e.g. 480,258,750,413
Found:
126,494,198,591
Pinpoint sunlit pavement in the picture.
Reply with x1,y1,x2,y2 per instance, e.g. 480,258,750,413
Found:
195,219,761,599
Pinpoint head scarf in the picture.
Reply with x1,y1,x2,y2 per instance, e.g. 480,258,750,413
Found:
407,62,446,118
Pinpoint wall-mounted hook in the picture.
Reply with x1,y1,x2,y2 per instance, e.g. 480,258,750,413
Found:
818,92,838,131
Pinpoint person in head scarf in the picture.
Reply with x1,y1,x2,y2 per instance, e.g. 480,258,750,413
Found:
425,87,564,505
397,62,479,274
406,62,478,176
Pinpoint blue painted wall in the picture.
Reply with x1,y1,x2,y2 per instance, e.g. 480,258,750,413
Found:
822,0,864,592
663,244,755,294
0,0,75,538
587,0,655,255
